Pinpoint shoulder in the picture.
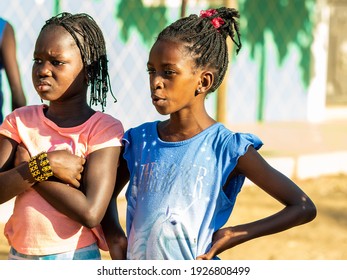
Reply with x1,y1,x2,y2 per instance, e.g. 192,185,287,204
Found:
1,19,14,41
86,112,124,137
0,105,42,131
123,121,159,144
125,121,158,135
0,18,7,33
93,111,123,126
92,112,123,130
8,105,42,118
0,105,42,142
213,123,263,151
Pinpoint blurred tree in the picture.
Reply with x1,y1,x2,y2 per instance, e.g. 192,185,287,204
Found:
181,0,187,17
115,0,168,47
239,0,315,121
54,0,61,15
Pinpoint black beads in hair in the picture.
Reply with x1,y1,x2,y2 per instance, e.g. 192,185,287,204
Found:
42,12,116,110
156,7,241,93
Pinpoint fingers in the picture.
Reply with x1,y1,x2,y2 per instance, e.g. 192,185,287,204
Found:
72,179,80,188
196,244,219,260
68,179,80,188
196,253,212,260
75,173,82,181
80,156,86,165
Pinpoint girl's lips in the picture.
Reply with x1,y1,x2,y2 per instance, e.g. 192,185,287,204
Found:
152,99,166,107
151,95,166,106
36,81,51,91
37,84,50,91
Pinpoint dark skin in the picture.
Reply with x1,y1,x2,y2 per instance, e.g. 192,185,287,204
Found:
106,39,316,260
0,20,26,113
0,25,126,259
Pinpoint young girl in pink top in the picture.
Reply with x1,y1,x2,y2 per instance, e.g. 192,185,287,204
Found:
0,13,126,260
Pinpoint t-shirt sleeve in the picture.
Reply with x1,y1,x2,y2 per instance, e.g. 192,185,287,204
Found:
0,112,21,143
122,128,133,167
234,132,263,157
223,132,263,200
122,128,131,148
87,116,124,154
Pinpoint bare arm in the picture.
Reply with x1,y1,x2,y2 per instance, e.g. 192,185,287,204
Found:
197,146,317,260
34,146,121,228
1,22,26,110
112,148,130,195
0,136,34,203
101,147,129,259
0,136,85,204
10,140,125,257
101,197,127,259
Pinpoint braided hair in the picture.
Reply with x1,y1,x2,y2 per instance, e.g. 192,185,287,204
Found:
156,7,241,93
41,12,116,110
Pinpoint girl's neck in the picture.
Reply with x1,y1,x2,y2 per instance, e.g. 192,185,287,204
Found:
158,115,216,142
43,103,95,128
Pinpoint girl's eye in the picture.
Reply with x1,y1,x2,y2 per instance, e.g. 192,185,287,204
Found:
52,60,63,66
146,68,155,74
164,70,175,75
33,58,42,64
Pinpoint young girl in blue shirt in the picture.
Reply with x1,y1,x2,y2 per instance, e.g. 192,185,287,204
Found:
105,7,316,260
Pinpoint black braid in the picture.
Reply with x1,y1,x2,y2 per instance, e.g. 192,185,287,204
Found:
156,7,241,93
41,12,116,110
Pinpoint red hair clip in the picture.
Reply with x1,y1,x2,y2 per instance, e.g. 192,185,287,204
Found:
200,9,225,30
200,9,217,18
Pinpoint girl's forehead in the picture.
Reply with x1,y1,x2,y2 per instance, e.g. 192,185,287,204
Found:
151,40,193,60
39,25,68,39
151,39,190,55
153,39,183,48
148,40,198,72
38,25,76,45
34,26,79,56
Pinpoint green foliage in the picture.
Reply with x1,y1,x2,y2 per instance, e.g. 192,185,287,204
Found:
240,0,316,87
115,0,168,47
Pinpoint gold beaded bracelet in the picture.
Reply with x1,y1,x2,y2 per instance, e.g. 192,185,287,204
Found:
28,152,53,182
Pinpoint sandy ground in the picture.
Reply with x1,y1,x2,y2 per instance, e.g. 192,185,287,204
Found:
1,174,346,260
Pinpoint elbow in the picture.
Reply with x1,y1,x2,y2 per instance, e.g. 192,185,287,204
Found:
301,200,317,224
308,203,317,222
80,210,104,228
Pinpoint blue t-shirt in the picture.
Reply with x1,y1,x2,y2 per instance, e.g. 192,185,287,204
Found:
123,121,263,260
0,18,7,123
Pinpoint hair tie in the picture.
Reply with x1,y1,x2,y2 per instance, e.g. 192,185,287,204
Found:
200,9,225,30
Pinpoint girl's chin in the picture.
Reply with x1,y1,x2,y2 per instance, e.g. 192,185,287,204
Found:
154,106,170,116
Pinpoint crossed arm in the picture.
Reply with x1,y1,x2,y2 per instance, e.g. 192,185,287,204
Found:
0,135,127,259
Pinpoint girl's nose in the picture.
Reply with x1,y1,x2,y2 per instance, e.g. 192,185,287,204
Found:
35,61,51,77
152,75,164,90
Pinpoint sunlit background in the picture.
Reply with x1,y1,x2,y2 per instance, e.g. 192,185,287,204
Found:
1,0,346,131
0,0,346,260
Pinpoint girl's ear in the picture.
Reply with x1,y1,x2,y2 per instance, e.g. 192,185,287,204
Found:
198,70,214,95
